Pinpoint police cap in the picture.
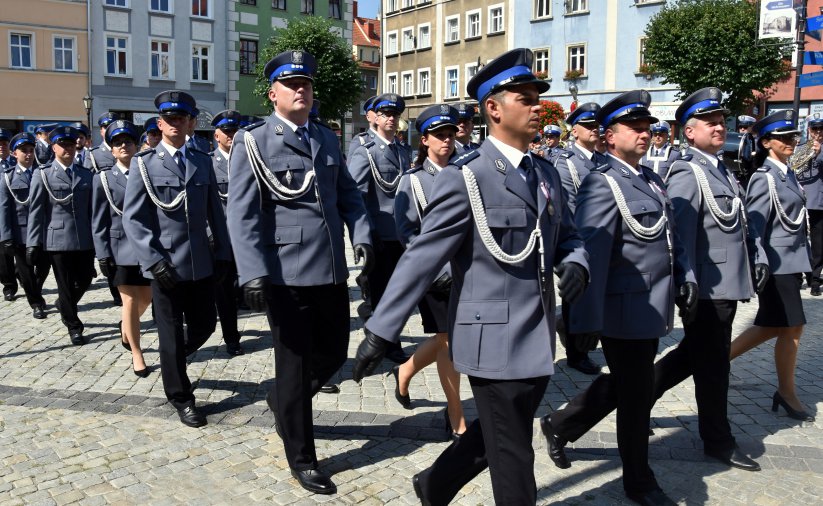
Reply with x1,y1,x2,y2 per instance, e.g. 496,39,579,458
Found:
211,110,242,130
105,120,139,144
48,126,81,144
597,90,658,128
807,113,823,127
154,90,198,117
543,124,562,136
567,102,600,126
675,87,729,125
373,93,405,114
363,96,377,114
10,133,35,151
0,129,12,141
144,117,160,133
72,123,91,137
35,123,58,135
415,104,459,134
737,115,756,127
650,121,671,134
456,103,476,120
263,50,316,83
752,110,799,138
466,48,550,102
97,112,120,128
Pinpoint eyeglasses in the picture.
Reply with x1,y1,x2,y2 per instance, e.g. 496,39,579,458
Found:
111,139,136,148
377,111,400,118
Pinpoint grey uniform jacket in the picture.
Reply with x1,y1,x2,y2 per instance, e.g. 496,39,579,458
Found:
84,144,115,173
91,165,139,266
569,158,695,340
797,150,823,211
227,115,372,287
34,140,54,167
122,145,231,281
0,165,34,245
366,143,589,380
210,150,230,215
348,134,410,241
454,140,480,157
347,130,375,161
553,143,602,214
666,148,764,300
27,162,94,252
745,159,812,275
641,143,680,180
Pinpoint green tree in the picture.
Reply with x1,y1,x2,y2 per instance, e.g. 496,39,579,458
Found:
254,16,362,121
643,0,792,113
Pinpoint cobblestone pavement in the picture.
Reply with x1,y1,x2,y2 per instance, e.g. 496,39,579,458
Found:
1,249,822,505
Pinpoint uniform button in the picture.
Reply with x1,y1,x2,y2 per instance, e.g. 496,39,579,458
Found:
641,206,647,211
276,236,281,241
475,313,481,320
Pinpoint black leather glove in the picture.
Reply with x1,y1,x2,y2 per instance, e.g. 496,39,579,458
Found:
0,239,12,252
573,332,601,353
242,277,268,312
355,273,371,302
150,260,182,290
98,257,116,279
213,260,232,284
208,234,216,254
555,262,587,305
353,243,375,276
754,263,770,294
352,329,389,383
675,281,699,325
430,272,452,294
25,246,40,266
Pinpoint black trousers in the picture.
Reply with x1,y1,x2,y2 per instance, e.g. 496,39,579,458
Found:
370,240,405,352
50,250,95,332
214,260,239,344
0,248,17,297
265,283,350,470
807,209,823,288
552,337,659,494
152,277,216,409
420,375,550,505
562,302,591,364
10,245,49,307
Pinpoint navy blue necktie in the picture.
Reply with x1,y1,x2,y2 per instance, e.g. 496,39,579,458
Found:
521,156,538,203
297,126,309,147
175,151,186,174
65,166,73,180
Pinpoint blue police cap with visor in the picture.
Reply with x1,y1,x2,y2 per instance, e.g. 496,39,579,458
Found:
10,133,35,152
415,104,459,134
650,121,671,134
211,110,242,130
596,90,659,128
263,50,316,83
48,126,82,144
807,113,823,127
0,129,12,141
455,103,476,120
154,90,198,117
363,96,377,114
143,117,160,133
97,112,120,128
373,93,406,113
675,87,729,125
737,115,756,127
35,123,58,135
105,120,139,145
543,124,562,136
466,48,550,103
752,110,799,139
567,103,601,126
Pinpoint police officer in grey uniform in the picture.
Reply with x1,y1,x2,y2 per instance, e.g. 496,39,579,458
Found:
0,128,19,301
797,113,823,295
0,133,50,318
33,124,56,167
227,50,374,495
73,123,91,166
736,115,757,183
348,96,377,160
641,120,680,179
27,126,96,345
454,102,480,155
541,90,697,506
353,48,589,506
86,113,119,173
209,109,244,356
542,124,566,163
143,117,162,149
123,90,232,428
348,93,411,364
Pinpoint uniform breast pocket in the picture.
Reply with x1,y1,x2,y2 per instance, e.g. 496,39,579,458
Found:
153,178,183,203
267,226,303,280
49,183,71,201
453,300,510,372
269,155,308,188
625,199,662,228
485,207,528,254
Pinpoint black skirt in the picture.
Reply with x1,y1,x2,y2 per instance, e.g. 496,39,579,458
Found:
418,289,450,334
113,265,151,287
754,273,806,327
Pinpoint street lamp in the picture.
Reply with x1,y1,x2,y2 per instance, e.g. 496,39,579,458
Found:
568,82,579,112
82,94,93,128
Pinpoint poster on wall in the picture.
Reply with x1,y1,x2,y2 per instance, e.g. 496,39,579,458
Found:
759,0,796,39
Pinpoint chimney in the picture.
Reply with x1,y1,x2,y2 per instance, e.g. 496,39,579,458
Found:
353,0,358,18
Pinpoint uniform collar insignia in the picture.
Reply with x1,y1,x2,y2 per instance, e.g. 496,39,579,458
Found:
699,158,707,165
495,159,506,174
216,155,222,162
425,164,435,175
620,167,630,176
275,124,284,134
158,151,165,159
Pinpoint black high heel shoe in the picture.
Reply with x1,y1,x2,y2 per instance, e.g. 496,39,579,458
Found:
772,391,815,422
119,321,131,351
389,366,411,409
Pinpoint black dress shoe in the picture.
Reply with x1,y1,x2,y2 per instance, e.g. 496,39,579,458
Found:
626,488,677,506
4,293,16,302
177,405,207,427
812,287,821,296
567,357,601,375
133,367,150,378
290,469,336,495
32,305,46,319
540,415,571,469
69,330,84,346
412,472,433,506
318,383,340,394
704,446,761,471
390,365,411,409
226,342,245,356
385,347,410,365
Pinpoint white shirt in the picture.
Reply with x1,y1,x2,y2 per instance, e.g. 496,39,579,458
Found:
768,157,789,176
691,147,719,169
116,161,129,175
274,112,309,133
53,159,71,173
160,140,186,161
218,148,231,160
574,142,595,161
486,135,534,183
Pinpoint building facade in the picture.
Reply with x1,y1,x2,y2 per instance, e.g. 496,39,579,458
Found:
0,0,90,133
89,0,229,144
352,1,381,135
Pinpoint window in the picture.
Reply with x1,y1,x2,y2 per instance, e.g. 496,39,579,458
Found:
402,28,415,52
387,0,398,12
565,0,587,14
387,73,398,94
192,0,210,17
150,39,172,79
105,35,129,76
465,62,478,95
150,0,172,12
387,31,398,55
534,48,550,76
445,16,459,43
445,66,459,99
191,44,212,81
567,44,586,75
418,24,431,49
466,10,481,39
54,36,75,71
488,5,503,34
402,0,414,7
10,33,33,69
533,0,550,19
240,39,258,75
401,71,414,97
301,0,314,14
329,0,341,19
239,0,257,4
105,0,128,6
418,68,430,94
272,0,286,9
638,38,647,68
365,74,377,89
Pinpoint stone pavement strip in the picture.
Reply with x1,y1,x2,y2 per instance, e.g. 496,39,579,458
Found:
0,252,822,505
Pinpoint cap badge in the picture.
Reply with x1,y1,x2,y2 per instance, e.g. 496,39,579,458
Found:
440,105,449,114
495,159,506,174
292,51,303,64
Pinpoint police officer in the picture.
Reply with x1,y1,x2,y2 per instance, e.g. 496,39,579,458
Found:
186,111,212,153
737,114,757,183
348,93,412,364
641,120,680,179
542,124,565,162
0,133,50,318
353,48,589,505
798,113,823,295
737,114,756,134
123,90,232,427
0,128,19,301
27,126,96,345
227,50,374,495
209,109,244,357
541,90,697,506
348,96,377,160
143,117,162,148
454,102,480,155
33,124,56,166
74,123,91,166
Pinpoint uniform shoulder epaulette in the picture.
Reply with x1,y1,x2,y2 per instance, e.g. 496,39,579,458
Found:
135,148,156,158
591,163,609,172
756,166,769,172
362,140,376,149
2,164,13,173
679,153,693,161
451,150,481,168
245,120,266,131
405,165,423,175
558,151,573,158
88,146,100,153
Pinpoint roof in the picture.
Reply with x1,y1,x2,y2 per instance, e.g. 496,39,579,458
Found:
353,16,380,48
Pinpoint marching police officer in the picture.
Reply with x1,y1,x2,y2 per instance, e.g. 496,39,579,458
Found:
348,93,412,364
209,109,244,357
0,133,50,318
736,114,757,183
33,124,56,166
348,96,377,160
27,126,96,345
143,117,162,148
454,102,480,155
123,90,232,427
541,90,697,506
542,124,565,162
86,113,119,173
186,111,212,153
0,128,19,301
353,48,589,505
227,50,374,495
737,114,756,134
798,113,823,295
641,120,680,179
73,123,91,166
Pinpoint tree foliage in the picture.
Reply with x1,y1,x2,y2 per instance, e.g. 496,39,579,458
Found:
254,16,362,121
643,0,792,114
